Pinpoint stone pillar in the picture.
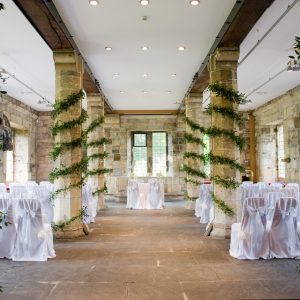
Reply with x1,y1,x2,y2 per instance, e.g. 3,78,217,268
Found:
53,50,84,238
209,47,240,238
87,93,106,210
0,151,5,183
185,96,203,201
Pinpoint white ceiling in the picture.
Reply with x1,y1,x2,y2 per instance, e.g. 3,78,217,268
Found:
0,0,299,113
0,0,55,111
238,0,300,111
52,0,236,110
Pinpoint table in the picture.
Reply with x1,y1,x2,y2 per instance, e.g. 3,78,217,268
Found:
137,182,164,209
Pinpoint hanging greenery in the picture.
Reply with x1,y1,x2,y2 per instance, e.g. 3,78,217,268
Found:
51,137,83,161
183,83,248,216
0,3,4,10
184,192,198,202
92,182,108,196
208,82,248,105
84,116,104,136
87,137,110,148
206,104,243,125
51,209,87,232
184,177,202,186
51,109,88,137
0,212,9,229
287,36,300,69
184,151,245,173
184,133,205,147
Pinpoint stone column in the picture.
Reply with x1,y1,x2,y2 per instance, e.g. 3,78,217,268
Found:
209,47,240,238
185,96,203,201
0,151,5,183
87,93,106,210
53,50,84,238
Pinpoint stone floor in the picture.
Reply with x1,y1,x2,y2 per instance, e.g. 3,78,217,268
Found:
1,200,300,300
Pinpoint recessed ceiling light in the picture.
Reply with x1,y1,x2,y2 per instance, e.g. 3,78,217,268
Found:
167,91,172,94
143,73,149,77
190,0,200,5
178,46,186,51
141,46,148,51
89,0,99,6
105,46,112,51
171,73,177,77
120,91,125,94
143,90,148,94
140,0,149,6
114,73,120,77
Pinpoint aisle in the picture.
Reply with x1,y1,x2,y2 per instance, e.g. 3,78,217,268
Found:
0,201,299,300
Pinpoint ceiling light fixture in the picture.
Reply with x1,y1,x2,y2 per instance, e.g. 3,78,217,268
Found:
89,0,99,6
178,46,186,51
120,91,125,94
143,73,148,77
143,90,148,94
114,73,120,77
141,46,148,51
167,91,172,94
140,0,149,6
171,73,177,77
105,47,112,51
190,0,200,5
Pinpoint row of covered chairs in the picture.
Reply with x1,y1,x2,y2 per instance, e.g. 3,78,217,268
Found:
127,179,164,209
230,196,300,259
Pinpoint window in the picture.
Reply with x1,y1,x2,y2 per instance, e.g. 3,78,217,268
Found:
276,126,285,179
131,132,168,176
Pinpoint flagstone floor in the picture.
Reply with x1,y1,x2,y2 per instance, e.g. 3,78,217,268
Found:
0,200,300,300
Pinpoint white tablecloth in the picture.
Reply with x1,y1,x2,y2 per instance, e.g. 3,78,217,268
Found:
138,182,164,209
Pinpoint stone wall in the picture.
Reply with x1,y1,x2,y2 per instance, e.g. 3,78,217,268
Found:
0,94,38,181
104,114,186,199
254,85,300,183
36,112,53,181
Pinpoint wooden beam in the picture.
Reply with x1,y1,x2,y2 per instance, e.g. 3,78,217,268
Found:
249,111,257,182
113,110,177,115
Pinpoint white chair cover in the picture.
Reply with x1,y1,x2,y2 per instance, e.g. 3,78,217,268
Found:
265,192,283,228
12,197,49,261
230,197,269,259
270,182,284,190
9,183,27,198
241,185,259,205
0,183,6,193
147,180,163,209
0,193,17,259
136,179,144,183
269,197,300,259
286,183,299,193
242,181,253,186
126,180,140,209
39,181,55,193
82,184,94,224
195,184,213,224
297,192,300,223
281,187,297,198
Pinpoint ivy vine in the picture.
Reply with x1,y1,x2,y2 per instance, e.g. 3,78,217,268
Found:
183,82,247,216
288,36,300,70
51,209,87,232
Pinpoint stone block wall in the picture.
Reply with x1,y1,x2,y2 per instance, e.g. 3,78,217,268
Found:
36,112,53,181
0,94,38,181
104,114,186,199
254,85,300,183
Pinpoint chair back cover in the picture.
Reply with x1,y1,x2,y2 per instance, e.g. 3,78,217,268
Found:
148,180,163,209
242,181,253,186
12,196,48,261
0,193,17,258
126,180,140,209
241,185,259,205
9,183,27,198
82,184,94,224
195,184,213,223
237,197,268,259
265,192,283,226
269,197,300,258
281,187,297,198
0,183,6,193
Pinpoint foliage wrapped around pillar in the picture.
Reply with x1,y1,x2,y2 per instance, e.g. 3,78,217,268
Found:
49,90,111,230
183,82,248,216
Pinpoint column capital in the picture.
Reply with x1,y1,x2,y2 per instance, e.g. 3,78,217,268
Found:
87,93,104,106
53,49,83,73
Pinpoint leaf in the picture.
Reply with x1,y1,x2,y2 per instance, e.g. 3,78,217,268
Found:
288,55,295,59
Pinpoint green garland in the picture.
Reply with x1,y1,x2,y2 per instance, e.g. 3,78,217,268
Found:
208,82,248,105
49,160,86,182
211,193,234,216
51,90,85,119
186,117,244,150
0,212,9,229
211,175,240,189
184,178,202,186
50,180,84,201
182,164,207,179
0,3,4,10
84,116,104,136
87,137,110,148
184,151,245,172
51,209,87,231
184,192,198,202
184,133,205,147
206,104,243,125
51,137,83,161
85,168,112,178
288,36,300,68
52,109,88,137
92,182,108,196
